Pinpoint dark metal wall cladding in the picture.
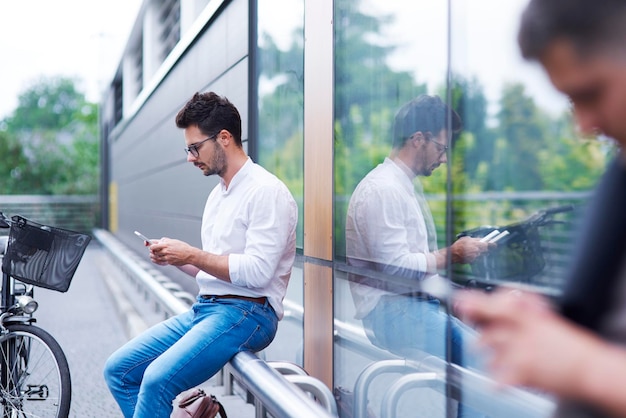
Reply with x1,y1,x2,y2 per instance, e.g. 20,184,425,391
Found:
107,0,250,252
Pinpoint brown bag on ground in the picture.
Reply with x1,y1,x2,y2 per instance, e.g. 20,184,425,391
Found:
171,388,227,418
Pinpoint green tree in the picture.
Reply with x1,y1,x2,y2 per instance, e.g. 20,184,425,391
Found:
488,83,548,191
446,74,496,186
334,2,424,149
0,76,99,194
0,131,29,193
538,111,614,191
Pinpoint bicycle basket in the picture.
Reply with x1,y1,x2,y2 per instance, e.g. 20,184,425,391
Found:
461,225,546,281
1,216,91,292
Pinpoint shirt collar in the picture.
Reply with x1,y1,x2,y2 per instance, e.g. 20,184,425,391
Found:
385,157,425,195
220,157,253,193
391,157,417,180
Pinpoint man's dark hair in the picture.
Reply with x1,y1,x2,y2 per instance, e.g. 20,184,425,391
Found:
392,95,462,149
175,92,242,147
519,0,626,60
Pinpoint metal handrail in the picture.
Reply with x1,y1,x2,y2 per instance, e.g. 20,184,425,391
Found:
267,361,338,416
283,374,338,416
229,351,335,418
269,361,309,376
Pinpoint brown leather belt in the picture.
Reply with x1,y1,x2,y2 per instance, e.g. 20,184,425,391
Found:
201,294,268,305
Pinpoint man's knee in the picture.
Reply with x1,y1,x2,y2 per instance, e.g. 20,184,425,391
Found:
103,351,124,388
140,362,173,395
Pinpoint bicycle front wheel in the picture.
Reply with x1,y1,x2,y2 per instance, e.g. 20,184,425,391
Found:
0,324,71,418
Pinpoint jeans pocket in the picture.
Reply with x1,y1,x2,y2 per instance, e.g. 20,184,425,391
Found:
242,323,274,352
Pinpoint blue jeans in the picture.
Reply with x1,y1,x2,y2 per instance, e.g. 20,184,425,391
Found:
362,294,485,418
103,296,278,418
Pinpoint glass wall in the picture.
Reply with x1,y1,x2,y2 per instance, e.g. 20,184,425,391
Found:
334,1,454,416
333,0,614,417
256,0,305,365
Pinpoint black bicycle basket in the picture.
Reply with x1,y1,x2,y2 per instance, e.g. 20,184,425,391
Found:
1,216,91,292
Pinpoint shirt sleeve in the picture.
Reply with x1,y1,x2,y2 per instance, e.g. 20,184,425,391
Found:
228,184,297,288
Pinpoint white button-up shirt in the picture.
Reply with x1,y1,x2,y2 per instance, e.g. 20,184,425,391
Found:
196,158,297,319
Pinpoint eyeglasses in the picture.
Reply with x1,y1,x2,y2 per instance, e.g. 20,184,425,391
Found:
184,135,216,158
425,134,449,155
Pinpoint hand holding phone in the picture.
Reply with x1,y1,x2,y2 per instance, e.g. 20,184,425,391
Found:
134,230,151,246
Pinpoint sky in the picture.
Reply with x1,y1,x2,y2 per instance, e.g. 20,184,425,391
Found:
0,0,143,119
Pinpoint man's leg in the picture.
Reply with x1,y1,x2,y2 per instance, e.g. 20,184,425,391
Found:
365,295,448,357
133,298,278,418
366,295,485,418
103,309,195,418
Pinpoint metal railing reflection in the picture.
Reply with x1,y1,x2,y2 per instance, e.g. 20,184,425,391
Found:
283,294,555,418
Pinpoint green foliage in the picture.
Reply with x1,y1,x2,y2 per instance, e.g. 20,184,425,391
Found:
0,131,29,192
0,77,99,195
334,3,425,148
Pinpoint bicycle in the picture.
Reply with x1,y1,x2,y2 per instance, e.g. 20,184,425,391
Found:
0,212,91,418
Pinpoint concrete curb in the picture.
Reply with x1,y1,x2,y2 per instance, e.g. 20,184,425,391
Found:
95,251,148,339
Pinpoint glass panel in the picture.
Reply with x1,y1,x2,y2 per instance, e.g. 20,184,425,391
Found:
256,0,304,365
449,0,615,292
333,1,459,416
256,0,304,249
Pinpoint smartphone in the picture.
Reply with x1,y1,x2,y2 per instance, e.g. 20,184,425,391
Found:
134,230,150,244
489,230,510,243
479,230,500,243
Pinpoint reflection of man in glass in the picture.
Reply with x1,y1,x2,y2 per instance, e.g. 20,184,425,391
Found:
346,95,491,366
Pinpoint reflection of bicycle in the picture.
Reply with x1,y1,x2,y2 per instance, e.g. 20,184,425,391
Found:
0,212,91,417
457,204,576,283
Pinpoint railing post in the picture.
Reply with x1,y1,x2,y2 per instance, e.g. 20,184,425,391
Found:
380,372,441,418
353,359,422,418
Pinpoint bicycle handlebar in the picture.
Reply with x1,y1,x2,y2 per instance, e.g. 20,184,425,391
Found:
542,204,576,216
0,212,9,229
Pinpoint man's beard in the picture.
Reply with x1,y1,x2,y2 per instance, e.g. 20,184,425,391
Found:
201,144,227,177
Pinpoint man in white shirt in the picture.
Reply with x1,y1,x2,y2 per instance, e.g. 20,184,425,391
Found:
346,95,490,417
104,92,298,418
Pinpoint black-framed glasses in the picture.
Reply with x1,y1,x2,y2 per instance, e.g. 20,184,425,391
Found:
184,135,216,158
425,134,449,155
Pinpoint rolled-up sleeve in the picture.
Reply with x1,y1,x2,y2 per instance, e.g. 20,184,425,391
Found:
229,185,297,288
